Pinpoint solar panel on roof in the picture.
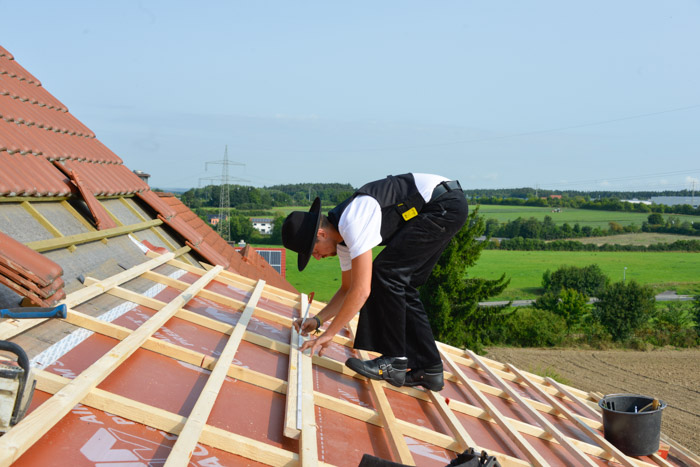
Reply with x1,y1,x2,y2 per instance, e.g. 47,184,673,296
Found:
256,250,282,274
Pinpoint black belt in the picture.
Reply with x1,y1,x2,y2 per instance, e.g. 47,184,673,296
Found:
430,180,462,202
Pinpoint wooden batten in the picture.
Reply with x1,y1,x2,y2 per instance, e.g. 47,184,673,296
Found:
164,280,265,466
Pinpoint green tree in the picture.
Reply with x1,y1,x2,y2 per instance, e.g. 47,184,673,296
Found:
542,264,608,297
693,296,700,333
269,215,286,244
593,281,655,341
647,213,664,225
535,288,589,331
501,308,566,347
420,207,510,353
228,212,255,242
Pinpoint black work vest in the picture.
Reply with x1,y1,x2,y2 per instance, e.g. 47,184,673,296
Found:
327,173,426,245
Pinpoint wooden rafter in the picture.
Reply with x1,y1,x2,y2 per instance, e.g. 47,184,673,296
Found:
466,350,596,466
427,391,475,451
297,294,318,466
440,349,550,467
284,317,302,439
164,279,265,466
346,323,415,465
506,364,643,467
24,218,162,252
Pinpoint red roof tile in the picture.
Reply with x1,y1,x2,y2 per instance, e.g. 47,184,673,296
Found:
135,190,176,219
0,231,63,287
0,230,65,305
139,192,297,292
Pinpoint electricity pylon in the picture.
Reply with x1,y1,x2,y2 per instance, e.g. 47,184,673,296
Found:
199,146,247,242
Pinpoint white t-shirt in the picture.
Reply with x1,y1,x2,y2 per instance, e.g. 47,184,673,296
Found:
336,173,449,271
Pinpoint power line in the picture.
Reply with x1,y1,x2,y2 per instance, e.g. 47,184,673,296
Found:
230,103,700,154
199,146,248,243
539,169,700,189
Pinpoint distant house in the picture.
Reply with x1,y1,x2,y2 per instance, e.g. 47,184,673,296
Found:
251,217,274,234
623,199,652,205
208,214,229,226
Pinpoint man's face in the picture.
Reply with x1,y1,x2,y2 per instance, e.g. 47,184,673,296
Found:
312,229,337,260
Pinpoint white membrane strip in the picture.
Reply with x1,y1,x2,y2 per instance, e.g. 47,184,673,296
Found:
31,269,187,370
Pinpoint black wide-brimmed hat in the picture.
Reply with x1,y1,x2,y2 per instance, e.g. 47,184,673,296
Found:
282,197,321,271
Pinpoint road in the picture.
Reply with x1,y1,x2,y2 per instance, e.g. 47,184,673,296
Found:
479,291,695,307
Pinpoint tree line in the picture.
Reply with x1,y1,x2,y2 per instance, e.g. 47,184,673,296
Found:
179,183,354,210
485,213,700,242
464,187,696,199
473,194,699,216
487,237,700,252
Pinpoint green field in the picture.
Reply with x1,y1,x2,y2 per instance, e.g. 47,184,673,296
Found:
281,247,700,303
471,250,700,300
475,204,700,228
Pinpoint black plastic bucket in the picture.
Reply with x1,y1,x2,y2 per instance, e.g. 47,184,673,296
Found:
598,393,666,456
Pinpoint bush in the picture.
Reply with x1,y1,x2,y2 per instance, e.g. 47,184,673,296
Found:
500,308,567,347
693,296,700,333
535,288,589,331
542,264,608,297
637,302,700,347
575,315,613,348
593,281,655,341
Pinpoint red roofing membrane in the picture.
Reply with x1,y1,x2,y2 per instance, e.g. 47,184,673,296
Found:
9,263,679,466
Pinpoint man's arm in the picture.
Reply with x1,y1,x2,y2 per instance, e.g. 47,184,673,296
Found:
294,270,350,335
300,250,372,356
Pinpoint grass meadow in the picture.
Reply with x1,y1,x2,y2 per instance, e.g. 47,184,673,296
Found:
471,250,700,300
475,204,700,228
281,247,700,303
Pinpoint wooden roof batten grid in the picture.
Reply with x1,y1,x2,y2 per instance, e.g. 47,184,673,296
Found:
0,256,221,465
130,253,669,466
0,250,687,466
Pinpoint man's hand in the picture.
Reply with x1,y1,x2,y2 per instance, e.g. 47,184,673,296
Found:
300,333,333,357
293,317,318,336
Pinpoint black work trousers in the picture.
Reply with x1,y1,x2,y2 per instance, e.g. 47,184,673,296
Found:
353,190,469,369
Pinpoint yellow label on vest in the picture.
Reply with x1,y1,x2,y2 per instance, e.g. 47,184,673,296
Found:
402,207,418,221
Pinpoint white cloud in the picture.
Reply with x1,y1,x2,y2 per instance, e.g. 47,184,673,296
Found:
598,180,610,187
685,176,700,187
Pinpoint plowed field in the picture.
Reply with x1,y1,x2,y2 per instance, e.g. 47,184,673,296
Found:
485,347,700,455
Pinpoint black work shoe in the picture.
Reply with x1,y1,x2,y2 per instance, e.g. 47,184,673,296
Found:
345,356,407,387
404,363,444,392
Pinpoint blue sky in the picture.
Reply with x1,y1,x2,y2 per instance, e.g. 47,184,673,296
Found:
2,1,699,192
